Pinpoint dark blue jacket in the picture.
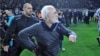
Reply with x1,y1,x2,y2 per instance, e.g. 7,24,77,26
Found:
18,21,76,56
3,14,39,45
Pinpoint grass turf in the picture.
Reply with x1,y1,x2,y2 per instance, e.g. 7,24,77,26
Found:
20,22,100,56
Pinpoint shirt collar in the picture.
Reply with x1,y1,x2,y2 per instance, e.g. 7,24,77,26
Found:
41,21,58,31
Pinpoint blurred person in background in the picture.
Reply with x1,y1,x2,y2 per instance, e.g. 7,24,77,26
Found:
14,8,22,16
94,8,100,46
5,9,15,26
58,9,66,51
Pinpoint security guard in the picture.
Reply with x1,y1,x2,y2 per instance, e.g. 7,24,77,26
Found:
1,3,38,56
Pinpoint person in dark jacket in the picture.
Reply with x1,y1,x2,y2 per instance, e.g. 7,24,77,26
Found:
2,3,38,56
58,10,66,51
18,5,77,56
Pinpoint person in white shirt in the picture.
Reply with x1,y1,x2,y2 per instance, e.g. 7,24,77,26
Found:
94,8,100,46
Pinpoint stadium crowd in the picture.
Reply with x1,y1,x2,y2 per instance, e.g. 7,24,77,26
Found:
0,0,100,56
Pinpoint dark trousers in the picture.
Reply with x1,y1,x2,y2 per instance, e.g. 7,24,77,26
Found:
73,17,77,25
59,40,62,49
84,16,90,24
1,42,24,56
65,18,70,27
1,50,9,56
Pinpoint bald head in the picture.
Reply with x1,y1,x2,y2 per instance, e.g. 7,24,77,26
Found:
23,3,32,9
23,3,33,17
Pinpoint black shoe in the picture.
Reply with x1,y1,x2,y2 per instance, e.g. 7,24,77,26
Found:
97,37,100,46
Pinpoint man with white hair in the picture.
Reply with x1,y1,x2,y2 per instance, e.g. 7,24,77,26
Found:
18,5,77,56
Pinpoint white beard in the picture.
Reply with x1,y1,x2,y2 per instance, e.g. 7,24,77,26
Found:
50,18,59,24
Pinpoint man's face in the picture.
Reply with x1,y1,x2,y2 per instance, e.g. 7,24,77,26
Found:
15,8,19,13
47,7,59,24
24,5,33,16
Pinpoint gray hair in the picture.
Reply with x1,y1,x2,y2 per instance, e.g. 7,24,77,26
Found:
41,5,55,19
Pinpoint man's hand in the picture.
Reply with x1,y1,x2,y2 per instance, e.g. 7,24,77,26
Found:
3,45,9,52
69,35,77,42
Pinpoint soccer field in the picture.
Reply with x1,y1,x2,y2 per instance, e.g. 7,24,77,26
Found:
20,22,100,56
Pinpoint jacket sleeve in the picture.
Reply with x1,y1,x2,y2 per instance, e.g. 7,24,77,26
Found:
3,17,17,45
18,24,38,51
59,23,77,37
